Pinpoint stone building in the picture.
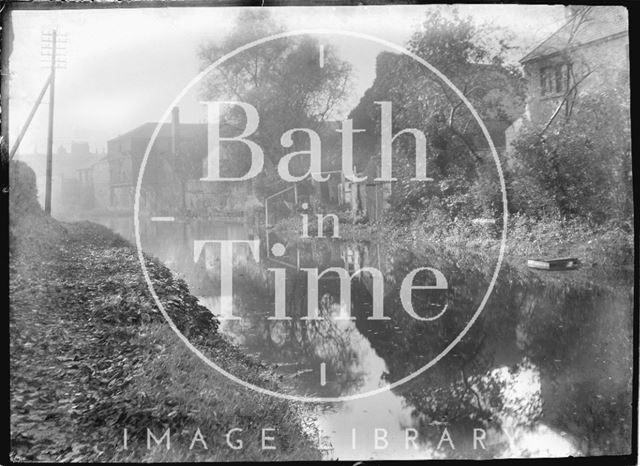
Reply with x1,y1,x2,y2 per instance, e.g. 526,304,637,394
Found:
506,5,629,149
106,108,207,213
76,156,110,212
106,107,263,218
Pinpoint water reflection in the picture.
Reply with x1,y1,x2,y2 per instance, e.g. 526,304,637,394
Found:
98,216,633,459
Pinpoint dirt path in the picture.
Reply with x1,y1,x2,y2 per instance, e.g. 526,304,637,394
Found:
10,220,320,462
11,223,149,461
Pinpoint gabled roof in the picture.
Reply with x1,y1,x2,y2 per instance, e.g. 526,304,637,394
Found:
520,6,628,64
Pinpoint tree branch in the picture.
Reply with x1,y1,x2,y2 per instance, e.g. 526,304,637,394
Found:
540,68,595,135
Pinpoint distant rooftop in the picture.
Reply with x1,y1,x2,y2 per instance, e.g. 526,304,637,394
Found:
520,6,628,64
108,122,207,143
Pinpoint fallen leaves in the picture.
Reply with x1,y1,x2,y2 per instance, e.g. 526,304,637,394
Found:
10,220,220,461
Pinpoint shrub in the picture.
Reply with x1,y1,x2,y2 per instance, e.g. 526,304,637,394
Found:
9,160,40,215
508,88,631,223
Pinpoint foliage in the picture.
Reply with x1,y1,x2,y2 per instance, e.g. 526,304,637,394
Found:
348,7,525,220
508,87,631,223
10,160,40,214
9,160,68,258
198,10,352,195
351,7,630,230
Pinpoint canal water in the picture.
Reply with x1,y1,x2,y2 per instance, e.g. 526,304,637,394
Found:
99,216,633,460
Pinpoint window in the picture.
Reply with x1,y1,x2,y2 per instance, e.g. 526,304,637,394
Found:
554,65,563,92
540,62,572,95
540,67,549,95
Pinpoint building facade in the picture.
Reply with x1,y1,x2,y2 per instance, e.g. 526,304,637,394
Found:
106,108,207,213
506,5,629,150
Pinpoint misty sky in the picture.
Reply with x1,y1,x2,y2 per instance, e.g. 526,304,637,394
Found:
9,4,566,155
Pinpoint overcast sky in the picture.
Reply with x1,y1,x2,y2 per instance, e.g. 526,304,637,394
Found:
9,4,566,155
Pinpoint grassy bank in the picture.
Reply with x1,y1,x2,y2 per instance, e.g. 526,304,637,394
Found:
273,210,633,282
10,164,320,462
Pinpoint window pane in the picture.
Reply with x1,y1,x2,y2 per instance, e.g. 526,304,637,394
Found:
555,65,563,92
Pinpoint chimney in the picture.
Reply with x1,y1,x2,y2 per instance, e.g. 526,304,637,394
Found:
171,106,180,157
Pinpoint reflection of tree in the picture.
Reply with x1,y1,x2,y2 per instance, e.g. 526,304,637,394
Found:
229,266,378,395
555,381,631,455
136,217,632,455
354,244,499,386
516,283,633,455
352,240,632,456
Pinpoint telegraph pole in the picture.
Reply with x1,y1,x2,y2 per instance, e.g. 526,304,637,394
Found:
43,29,57,215
11,31,65,163
9,73,51,160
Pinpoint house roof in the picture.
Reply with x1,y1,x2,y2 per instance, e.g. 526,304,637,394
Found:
520,6,628,64
109,122,207,143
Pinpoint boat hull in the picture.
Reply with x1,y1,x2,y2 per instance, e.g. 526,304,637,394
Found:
527,257,580,270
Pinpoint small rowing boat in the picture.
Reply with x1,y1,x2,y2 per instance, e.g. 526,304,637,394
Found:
527,257,580,270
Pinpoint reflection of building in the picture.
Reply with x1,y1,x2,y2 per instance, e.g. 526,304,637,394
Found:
199,224,255,272
506,6,629,149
